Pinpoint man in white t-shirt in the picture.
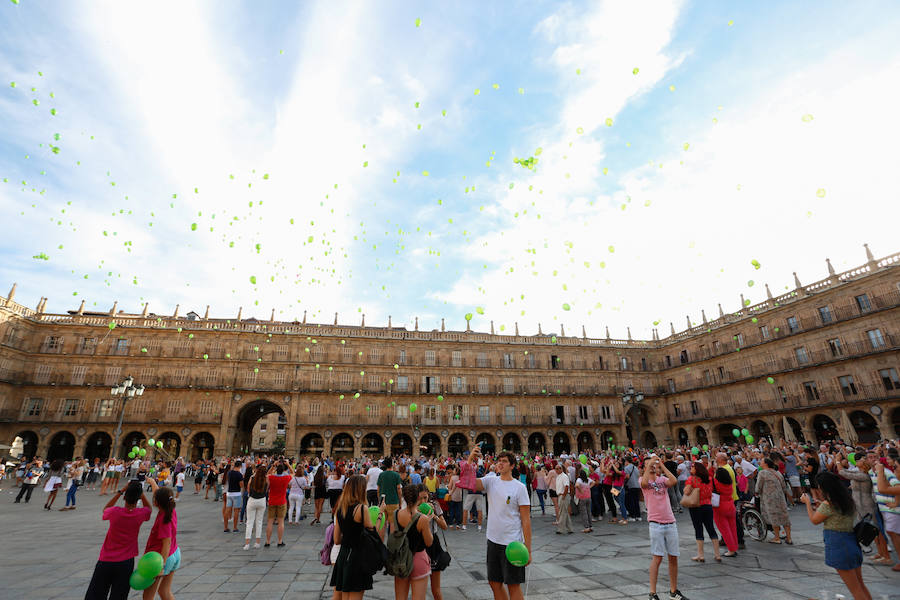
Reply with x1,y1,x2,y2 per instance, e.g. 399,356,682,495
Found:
175,471,186,499
468,447,531,600
365,462,383,506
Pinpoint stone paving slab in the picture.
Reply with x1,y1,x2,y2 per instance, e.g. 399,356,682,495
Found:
1,483,899,599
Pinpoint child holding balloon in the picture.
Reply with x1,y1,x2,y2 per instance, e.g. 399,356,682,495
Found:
140,477,181,600
84,481,152,600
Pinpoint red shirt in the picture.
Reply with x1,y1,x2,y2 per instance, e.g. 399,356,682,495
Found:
686,475,713,506
99,506,152,562
145,510,178,557
267,474,290,505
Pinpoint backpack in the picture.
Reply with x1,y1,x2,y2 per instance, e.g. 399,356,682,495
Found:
320,522,335,565
385,512,420,577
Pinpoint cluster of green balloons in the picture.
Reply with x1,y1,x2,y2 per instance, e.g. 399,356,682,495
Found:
730,428,754,444
127,445,148,459
129,551,163,590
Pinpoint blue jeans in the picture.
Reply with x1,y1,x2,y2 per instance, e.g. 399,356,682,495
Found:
536,489,547,514
447,500,463,526
615,486,628,519
65,483,78,507
240,490,249,522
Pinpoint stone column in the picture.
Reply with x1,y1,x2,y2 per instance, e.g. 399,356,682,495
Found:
285,393,299,457
353,434,362,459
217,392,234,457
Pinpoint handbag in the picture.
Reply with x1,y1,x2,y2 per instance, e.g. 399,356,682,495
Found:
710,492,720,508
427,527,452,571
854,513,879,547
680,485,699,508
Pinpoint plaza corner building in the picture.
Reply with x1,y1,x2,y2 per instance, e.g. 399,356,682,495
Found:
2,244,899,463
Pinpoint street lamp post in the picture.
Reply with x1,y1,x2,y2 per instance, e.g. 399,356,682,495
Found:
621,385,645,448
110,376,144,459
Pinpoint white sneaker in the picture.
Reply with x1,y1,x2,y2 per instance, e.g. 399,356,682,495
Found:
242,543,250,550
253,543,261,549
460,525,467,530
477,525,482,532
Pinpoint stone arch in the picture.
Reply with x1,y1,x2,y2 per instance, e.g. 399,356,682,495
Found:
784,417,805,443
527,432,546,454
891,407,900,438
502,432,521,453
811,414,838,442
157,432,181,459
232,398,286,455
300,433,325,455
420,433,441,457
576,431,594,452
716,423,741,445
676,428,689,446
11,430,38,459
47,430,76,462
642,431,658,448
624,405,653,446
391,433,413,456
750,420,771,442
120,431,146,458
695,426,708,445
85,431,113,462
361,433,384,457
552,431,571,455
331,432,354,457
475,432,495,454
188,432,215,461
600,430,616,450
448,433,468,456
849,410,881,444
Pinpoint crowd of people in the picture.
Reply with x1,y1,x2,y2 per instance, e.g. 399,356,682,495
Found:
3,436,900,600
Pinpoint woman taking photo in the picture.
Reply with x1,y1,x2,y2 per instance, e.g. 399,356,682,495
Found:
311,463,327,525
329,474,377,600
392,484,434,600
684,461,722,562
802,472,871,600
755,457,793,544
712,467,739,557
244,466,268,550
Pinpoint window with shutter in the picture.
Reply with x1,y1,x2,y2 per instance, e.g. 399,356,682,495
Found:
104,366,122,386
71,365,87,385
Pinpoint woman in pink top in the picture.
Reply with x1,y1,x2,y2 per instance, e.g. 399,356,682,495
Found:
85,481,152,600
143,478,180,600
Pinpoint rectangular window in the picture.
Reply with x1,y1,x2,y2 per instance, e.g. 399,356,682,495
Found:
601,405,612,420
173,369,187,385
424,376,437,393
795,347,810,365
818,306,833,324
166,399,182,415
665,355,672,367
878,368,900,390
310,372,323,387
275,344,288,360
35,364,51,384
342,347,353,362
140,368,155,385
478,377,489,394
452,376,465,394
503,377,515,394
667,378,676,393
786,316,799,333
503,353,514,368
200,400,215,415
339,404,351,418
479,405,490,423
339,373,352,389
641,357,648,371
735,333,744,346
308,403,321,416
399,350,407,365
63,398,79,416
526,353,535,368
717,366,725,379
205,369,218,387
115,339,129,355
712,341,721,352
597,356,604,370
620,357,628,370
690,400,699,415
259,437,267,446
477,352,488,367
243,370,258,387
451,351,462,367
577,405,589,420
104,366,122,386
397,376,408,391
679,350,689,364
26,398,43,416
828,338,843,357
505,405,516,421
370,349,382,364
260,422,267,432
396,405,408,419
273,372,286,388
855,294,871,313
759,325,770,340
673,403,681,417
803,381,820,401
552,355,561,369
703,369,711,384
98,398,115,417
425,350,436,366
43,335,62,352
777,386,787,402
80,337,97,353
838,375,858,396
867,328,885,349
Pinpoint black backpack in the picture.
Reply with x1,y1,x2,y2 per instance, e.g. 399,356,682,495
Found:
854,513,879,547
357,526,389,576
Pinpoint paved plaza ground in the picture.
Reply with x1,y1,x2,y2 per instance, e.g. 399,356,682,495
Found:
1,483,898,600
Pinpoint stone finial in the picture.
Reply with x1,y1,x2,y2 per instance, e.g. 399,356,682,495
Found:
864,243,875,262
361,314,365,327
670,322,675,335
605,326,611,340
490,320,494,335
334,312,338,325
440,317,444,332
560,324,565,337
237,306,243,321
765,283,773,300
140,302,148,317
464,314,471,331
388,315,392,329
515,322,520,336
270,308,275,322
826,258,836,276
77,300,85,315
204,305,209,319
701,309,707,324
36,297,45,312
301,310,306,324
414,316,419,331
740,293,746,309
173,304,180,318
626,326,632,341
718,303,724,318
686,315,692,329
793,272,802,289
110,301,118,316
582,325,587,338
7,283,16,301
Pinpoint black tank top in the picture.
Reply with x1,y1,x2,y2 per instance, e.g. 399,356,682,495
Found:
395,510,425,553
337,503,364,547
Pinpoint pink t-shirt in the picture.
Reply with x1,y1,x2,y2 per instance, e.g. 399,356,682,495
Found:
642,476,675,524
99,506,152,562
145,510,178,557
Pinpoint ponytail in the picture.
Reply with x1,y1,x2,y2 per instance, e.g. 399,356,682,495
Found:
154,486,176,524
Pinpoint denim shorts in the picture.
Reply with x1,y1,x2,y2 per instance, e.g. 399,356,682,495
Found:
649,522,680,557
226,494,243,508
163,548,182,575
823,530,861,571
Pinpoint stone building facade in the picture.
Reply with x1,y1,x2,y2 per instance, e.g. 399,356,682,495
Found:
1,245,898,462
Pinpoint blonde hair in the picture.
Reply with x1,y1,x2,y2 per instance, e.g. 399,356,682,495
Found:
334,474,367,518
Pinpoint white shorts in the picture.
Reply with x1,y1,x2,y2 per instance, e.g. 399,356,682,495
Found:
464,492,485,513
788,475,801,488
649,522,680,557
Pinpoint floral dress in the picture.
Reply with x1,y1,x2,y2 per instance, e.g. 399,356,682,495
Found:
755,468,791,527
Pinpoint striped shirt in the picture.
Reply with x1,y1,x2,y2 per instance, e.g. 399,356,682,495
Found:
869,467,900,515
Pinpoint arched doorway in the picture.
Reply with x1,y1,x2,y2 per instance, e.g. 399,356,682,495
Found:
420,433,440,456
300,433,324,456
47,431,76,462
717,424,741,445
448,433,468,456
785,417,805,442
695,426,708,446
157,432,181,459
331,433,354,457
502,433,521,454
600,431,615,450
552,432,570,455
812,414,838,442
676,428,689,446
391,433,413,456
188,432,215,461
576,432,594,452
475,433,495,454
12,431,38,459
849,411,881,444
642,431,657,448
361,433,384,457
750,420,771,443
85,432,112,462
232,399,286,455
892,407,900,437
527,432,546,454
121,431,146,458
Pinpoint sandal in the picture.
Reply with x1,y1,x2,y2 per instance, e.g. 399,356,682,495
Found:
691,556,705,562
767,539,782,544
714,556,722,563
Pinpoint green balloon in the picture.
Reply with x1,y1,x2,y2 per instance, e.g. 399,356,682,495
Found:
129,571,155,591
128,452,136,459
578,454,588,464
132,446,140,453
744,434,754,443
139,448,147,457
137,551,164,578
505,541,529,566
147,438,155,446
731,428,740,438
702,444,709,451
848,453,857,466
418,502,433,515
368,505,380,523
741,428,749,436
691,447,700,455
156,441,163,449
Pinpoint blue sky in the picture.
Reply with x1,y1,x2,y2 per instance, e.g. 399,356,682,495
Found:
2,1,900,339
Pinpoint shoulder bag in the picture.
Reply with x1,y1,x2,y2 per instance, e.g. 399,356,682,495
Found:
680,484,699,508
